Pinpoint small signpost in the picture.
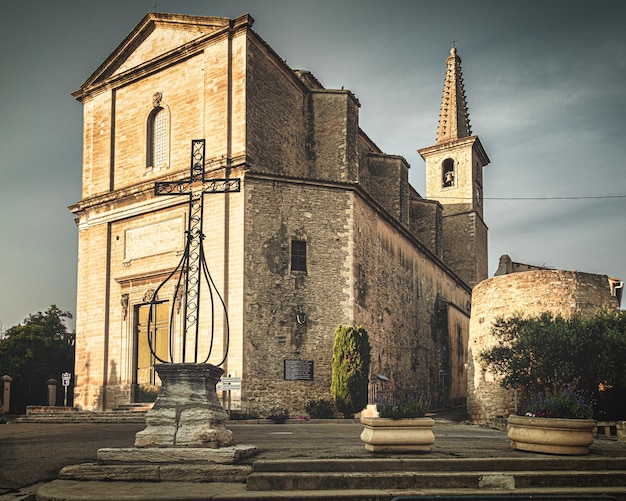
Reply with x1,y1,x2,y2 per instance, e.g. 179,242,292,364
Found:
61,372,71,407
217,376,241,417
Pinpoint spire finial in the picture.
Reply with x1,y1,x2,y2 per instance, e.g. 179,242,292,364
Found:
451,30,457,49
436,44,472,144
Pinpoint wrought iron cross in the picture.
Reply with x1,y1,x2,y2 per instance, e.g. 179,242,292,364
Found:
148,139,240,366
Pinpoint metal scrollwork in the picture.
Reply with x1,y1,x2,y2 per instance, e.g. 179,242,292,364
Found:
146,139,240,367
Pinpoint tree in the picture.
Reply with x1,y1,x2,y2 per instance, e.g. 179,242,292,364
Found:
480,308,626,419
0,305,75,412
330,324,371,418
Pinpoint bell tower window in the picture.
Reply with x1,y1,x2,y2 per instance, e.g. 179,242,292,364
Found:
442,158,455,187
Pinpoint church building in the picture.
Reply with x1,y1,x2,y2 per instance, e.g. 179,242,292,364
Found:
70,12,489,414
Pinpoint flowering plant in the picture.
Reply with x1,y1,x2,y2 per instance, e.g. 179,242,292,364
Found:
519,385,593,419
376,390,431,419
266,409,290,423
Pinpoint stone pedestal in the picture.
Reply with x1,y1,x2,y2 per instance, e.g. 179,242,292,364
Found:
134,363,235,448
54,363,256,483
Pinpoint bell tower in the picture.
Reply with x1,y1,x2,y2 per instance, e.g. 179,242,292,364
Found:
418,47,490,288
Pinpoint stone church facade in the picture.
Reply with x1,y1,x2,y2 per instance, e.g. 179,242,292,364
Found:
70,13,489,414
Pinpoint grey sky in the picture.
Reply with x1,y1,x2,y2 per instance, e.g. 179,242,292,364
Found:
1,0,624,329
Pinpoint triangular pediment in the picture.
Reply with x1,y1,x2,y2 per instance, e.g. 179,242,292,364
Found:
76,13,244,95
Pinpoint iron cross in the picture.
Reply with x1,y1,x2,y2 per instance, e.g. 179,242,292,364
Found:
152,139,240,363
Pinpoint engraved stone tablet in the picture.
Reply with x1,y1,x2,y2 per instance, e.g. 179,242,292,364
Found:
284,359,314,380
125,218,183,260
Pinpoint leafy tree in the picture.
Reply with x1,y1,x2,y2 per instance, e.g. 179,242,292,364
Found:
0,305,75,412
480,308,626,419
330,324,371,418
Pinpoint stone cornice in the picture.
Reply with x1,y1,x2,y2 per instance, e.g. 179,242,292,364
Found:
418,135,490,166
69,160,247,230
115,267,180,288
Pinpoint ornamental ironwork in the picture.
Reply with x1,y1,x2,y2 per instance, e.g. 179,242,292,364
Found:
147,139,240,366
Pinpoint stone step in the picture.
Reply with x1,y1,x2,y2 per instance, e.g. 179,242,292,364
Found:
247,458,626,495
58,462,252,483
113,402,154,412
13,411,147,424
35,480,626,501
251,457,626,473
246,470,626,492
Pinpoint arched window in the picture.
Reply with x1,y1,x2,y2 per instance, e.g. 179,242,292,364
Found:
442,158,455,187
147,106,167,168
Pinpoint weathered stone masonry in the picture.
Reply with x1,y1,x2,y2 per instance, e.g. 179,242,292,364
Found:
71,13,481,413
468,269,622,424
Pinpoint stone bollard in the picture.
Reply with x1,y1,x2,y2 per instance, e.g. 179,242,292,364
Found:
46,378,58,407
617,421,626,443
1,375,12,414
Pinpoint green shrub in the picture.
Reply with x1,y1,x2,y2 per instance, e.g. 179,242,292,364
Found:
330,325,371,418
228,409,260,420
305,399,335,419
480,308,626,419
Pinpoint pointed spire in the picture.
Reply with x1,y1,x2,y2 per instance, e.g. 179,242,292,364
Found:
436,47,472,144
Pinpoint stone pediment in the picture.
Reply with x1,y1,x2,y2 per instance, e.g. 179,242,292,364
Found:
75,12,252,97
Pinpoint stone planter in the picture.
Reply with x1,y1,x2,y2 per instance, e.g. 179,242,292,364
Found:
360,417,435,452
507,414,596,455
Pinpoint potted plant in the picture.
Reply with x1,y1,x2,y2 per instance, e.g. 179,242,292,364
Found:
360,391,435,452
479,312,606,455
508,384,596,455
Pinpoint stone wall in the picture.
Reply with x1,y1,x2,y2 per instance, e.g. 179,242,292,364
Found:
441,211,488,288
352,195,471,409
468,269,621,424
240,174,472,415
409,196,442,259
242,178,351,415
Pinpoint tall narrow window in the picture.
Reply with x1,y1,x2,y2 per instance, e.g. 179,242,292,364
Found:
148,107,167,168
442,158,455,187
291,239,307,273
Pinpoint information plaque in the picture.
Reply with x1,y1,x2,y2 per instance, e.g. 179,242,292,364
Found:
284,359,314,381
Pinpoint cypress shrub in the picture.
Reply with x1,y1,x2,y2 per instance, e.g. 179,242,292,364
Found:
330,324,371,417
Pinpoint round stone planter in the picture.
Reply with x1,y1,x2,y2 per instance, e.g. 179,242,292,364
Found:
507,414,596,455
360,417,435,452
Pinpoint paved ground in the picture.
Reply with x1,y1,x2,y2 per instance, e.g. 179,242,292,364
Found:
1,409,625,499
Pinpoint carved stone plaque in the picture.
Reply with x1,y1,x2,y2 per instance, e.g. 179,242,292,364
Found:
125,218,183,260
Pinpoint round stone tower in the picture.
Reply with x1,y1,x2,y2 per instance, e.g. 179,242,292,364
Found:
467,269,621,424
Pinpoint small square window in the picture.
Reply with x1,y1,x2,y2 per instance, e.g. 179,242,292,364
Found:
291,239,307,272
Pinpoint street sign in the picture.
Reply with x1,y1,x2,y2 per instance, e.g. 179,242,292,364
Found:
217,377,241,391
61,372,72,407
